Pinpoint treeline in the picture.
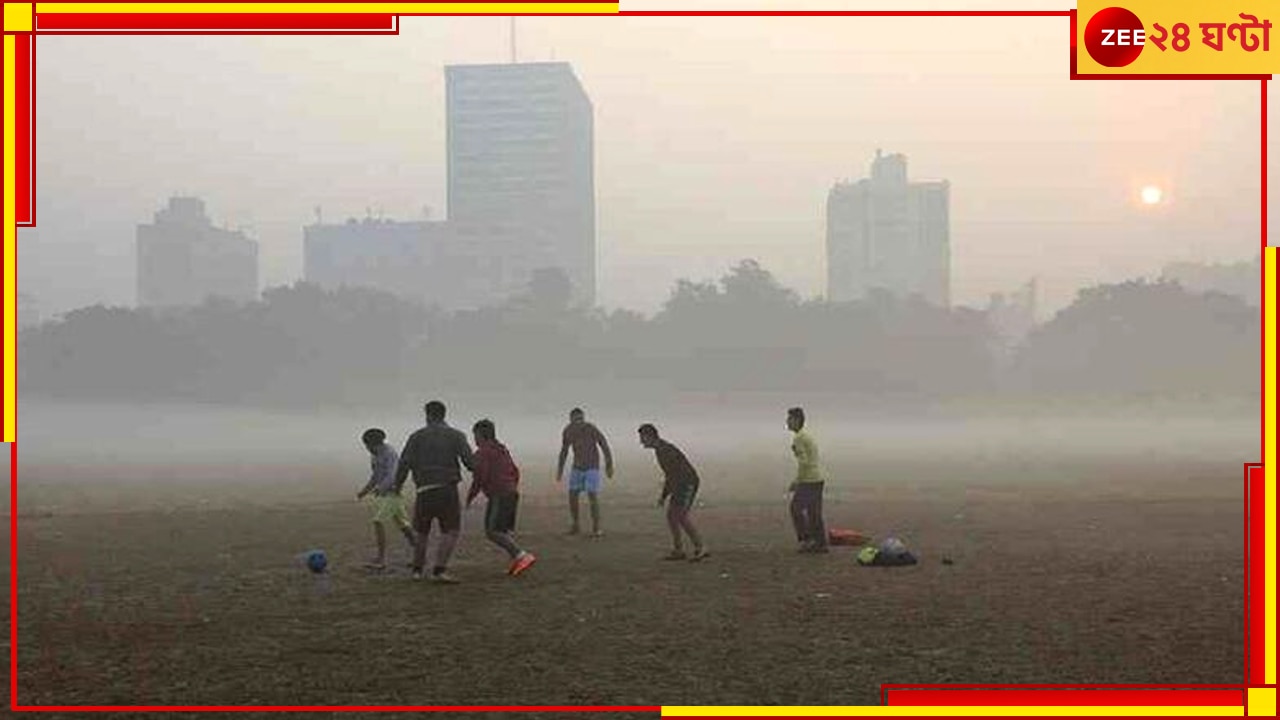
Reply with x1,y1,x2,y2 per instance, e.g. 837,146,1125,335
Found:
18,260,1258,408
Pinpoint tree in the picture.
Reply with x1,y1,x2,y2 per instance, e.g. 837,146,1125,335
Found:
1011,280,1257,397
721,258,799,307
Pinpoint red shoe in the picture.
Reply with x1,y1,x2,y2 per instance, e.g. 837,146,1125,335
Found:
509,552,537,577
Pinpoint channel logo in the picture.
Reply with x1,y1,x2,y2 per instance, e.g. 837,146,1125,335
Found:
1084,6,1146,68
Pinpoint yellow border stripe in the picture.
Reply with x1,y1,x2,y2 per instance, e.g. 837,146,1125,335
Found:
661,707,1243,717
1267,247,1277,686
4,3,34,32
36,3,617,14
1249,688,1276,716
4,34,14,444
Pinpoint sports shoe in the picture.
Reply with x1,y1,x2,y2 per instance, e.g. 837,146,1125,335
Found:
411,569,425,581
688,549,711,562
430,571,460,585
509,552,537,577
663,550,688,561
589,530,604,539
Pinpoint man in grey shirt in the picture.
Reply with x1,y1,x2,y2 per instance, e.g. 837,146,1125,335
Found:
395,400,475,583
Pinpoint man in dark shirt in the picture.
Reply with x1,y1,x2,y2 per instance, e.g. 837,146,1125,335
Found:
395,400,475,583
555,407,614,537
639,423,708,562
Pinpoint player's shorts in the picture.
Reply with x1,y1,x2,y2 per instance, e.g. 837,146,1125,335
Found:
668,482,699,512
369,493,410,527
485,492,520,534
568,467,603,494
414,485,461,533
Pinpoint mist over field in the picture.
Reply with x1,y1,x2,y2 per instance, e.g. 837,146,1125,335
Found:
17,396,1256,475
11,395,1251,705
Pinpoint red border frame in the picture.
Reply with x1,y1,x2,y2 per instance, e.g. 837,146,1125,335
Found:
1249,464,1265,686
5,5,1268,714
14,31,29,225
34,12,399,32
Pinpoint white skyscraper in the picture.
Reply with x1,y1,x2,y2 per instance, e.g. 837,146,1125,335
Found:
446,62,596,306
826,151,950,307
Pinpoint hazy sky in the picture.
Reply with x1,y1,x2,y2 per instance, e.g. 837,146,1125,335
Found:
20,10,1274,318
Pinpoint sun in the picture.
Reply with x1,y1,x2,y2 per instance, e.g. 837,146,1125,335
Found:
1140,185,1164,205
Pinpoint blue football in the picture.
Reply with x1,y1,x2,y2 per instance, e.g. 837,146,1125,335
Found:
306,550,328,574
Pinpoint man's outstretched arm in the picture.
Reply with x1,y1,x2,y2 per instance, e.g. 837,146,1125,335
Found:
457,433,476,473
598,428,615,478
556,436,570,482
357,469,378,500
466,450,488,507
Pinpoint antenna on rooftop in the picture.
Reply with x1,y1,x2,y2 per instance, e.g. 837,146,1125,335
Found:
315,205,323,225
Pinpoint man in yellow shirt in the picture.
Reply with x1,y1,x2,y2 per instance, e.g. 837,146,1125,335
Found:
787,407,828,553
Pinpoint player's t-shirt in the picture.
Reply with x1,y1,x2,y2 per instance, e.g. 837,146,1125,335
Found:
396,421,475,489
654,439,700,501
370,443,400,496
791,429,823,484
470,439,521,498
562,421,609,471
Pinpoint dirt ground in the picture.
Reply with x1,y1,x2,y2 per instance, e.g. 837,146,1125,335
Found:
4,446,1246,710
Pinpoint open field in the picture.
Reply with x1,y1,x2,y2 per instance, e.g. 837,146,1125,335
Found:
4,405,1253,710
6,467,1247,707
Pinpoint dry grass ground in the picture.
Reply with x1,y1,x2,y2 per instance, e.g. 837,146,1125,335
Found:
5,443,1245,711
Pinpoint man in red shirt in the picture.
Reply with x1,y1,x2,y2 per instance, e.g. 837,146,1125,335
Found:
467,419,537,577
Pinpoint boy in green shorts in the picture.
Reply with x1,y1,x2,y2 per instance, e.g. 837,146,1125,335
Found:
356,428,416,571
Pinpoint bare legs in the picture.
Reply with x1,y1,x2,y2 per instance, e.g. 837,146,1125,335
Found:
568,490,602,536
666,502,703,554
568,490,581,534
373,522,387,565
487,529,522,559
588,492,601,536
435,531,459,575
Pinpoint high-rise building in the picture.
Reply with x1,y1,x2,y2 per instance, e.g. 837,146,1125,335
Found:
826,151,950,307
305,218,436,304
446,62,596,305
136,197,258,308
304,217,516,310
302,62,596,311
